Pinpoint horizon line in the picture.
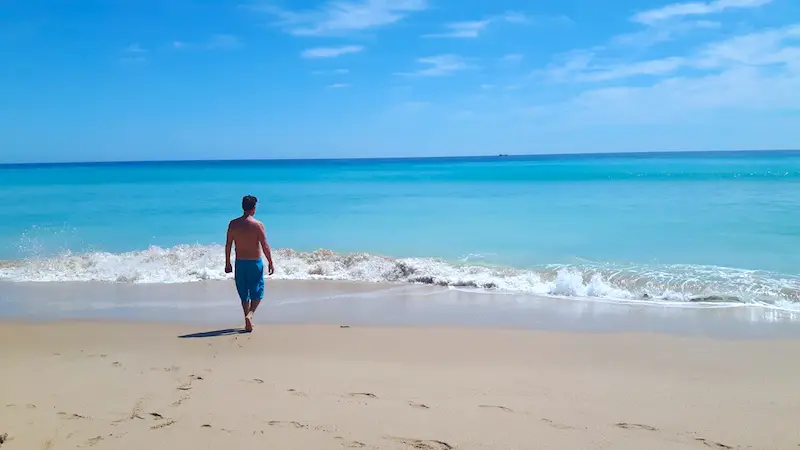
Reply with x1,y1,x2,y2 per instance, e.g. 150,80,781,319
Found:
2,148,799,168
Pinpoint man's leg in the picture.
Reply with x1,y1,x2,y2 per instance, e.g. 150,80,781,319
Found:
234,261,253,331
246,260,265,330
244,302,254,332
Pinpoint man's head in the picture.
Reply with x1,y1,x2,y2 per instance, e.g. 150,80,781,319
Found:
242,195,258,216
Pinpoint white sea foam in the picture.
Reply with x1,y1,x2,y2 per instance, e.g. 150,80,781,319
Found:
1,245,799,310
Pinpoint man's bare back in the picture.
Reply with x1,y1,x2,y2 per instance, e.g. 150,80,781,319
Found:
228,216,267,261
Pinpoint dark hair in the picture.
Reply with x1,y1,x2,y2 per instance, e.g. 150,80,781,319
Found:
242,195,257,211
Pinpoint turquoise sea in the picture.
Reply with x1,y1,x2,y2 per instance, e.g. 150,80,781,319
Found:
1,151,799,310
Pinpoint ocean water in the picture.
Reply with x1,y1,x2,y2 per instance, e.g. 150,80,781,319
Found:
1,151,799,311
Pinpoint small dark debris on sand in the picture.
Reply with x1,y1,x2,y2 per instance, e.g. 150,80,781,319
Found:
478,404,513,412
387,437,453,450
201,424,212,428
268,421,307,429
149,413,164,419
86,436,104,446
695,438,734,449
58,412,89,419
253,378,264,384
0,433,8,445
348,393,378,399
151,420,177,430
616,422,658,431
340,325,351,329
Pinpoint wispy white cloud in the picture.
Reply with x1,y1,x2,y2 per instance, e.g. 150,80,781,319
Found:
632,0,772,25
604,0,771,49
126,44,147,54
423,19,491,38
538,66,800,125
253,0,427,36
173,34,241,51
579,57,688,82
543,24,800,83
611,19,720,47
120,43,147,63
530,25,800,122
301,45,364,58
313,69,351,75
423,12,566,38
398,54,472,77
502,53,524,62
328,83,351,88
538,50,594,82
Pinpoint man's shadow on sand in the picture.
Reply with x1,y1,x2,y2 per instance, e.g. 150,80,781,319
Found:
178,329,249,339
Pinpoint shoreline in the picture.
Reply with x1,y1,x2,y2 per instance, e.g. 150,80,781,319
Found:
1,279,799,339
1,321,799,449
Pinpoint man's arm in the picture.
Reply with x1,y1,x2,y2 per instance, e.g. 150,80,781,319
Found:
258,223,275,275
224,222,233,273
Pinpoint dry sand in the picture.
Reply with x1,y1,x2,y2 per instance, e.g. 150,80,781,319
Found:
1,321,799,449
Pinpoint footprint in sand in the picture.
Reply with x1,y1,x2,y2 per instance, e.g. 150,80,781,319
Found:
347,393,378,399
694,438,734,449
0,433,8,445
287,389,309,398
268,421,308,429
150,420,177,430
268,421,334,433
615,423,658,432
116,398,146,422
58,412,89,420
409,402,430,410
478,404,513,413
171,395,191,407
80,436,104,447
542,418,575,430
334,436,366,448
386,436,453,450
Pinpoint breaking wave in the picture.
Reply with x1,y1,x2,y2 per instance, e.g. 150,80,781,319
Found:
1,245,799,310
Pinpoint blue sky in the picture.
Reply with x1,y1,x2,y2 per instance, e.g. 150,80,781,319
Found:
1,0,799,163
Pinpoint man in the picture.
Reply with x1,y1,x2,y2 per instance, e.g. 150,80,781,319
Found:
225,195,275,332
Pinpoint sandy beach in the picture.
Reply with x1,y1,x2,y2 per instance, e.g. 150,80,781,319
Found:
1,321,799,449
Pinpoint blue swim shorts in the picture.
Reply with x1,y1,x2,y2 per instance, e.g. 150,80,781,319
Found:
234,258,265,302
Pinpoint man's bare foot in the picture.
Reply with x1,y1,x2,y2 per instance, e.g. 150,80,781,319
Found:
245,312,254,332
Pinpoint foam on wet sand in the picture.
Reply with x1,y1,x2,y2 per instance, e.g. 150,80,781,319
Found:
1,321,799,449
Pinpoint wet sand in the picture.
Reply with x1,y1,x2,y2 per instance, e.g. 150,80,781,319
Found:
1,279,799,338
1,321,800,449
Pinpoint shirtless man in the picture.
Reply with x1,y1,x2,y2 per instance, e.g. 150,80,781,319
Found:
225,195,275,332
